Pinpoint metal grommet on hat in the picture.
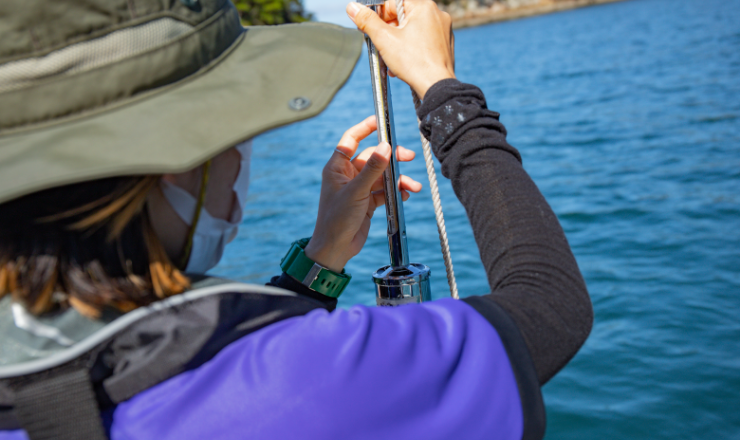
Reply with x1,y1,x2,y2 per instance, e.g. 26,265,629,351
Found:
288,97,311,111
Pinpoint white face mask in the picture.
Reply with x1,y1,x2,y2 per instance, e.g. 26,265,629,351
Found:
160,140,252,274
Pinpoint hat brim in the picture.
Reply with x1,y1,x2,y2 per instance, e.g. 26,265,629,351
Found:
0,23,362,204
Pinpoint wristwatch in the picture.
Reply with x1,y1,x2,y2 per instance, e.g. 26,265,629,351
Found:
280,238,351,298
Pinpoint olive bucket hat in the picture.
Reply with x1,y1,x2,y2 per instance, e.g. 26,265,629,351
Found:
0,0,362,204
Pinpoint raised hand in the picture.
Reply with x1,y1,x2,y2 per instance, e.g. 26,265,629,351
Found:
304,116,422,273
346,0,455,99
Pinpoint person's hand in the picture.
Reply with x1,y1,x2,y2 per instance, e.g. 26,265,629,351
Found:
304,116,422,272
346,0,455,99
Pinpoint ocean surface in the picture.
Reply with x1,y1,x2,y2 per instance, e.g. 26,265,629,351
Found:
214,0,740,437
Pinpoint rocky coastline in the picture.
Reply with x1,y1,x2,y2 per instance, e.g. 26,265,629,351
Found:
439,0,629,29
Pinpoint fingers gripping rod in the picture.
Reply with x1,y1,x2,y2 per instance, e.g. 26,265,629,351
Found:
358,0,431,306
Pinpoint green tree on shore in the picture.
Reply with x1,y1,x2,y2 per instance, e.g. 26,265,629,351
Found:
231,0,313,25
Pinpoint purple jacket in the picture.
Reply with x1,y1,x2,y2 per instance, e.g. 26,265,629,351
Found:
1,298,536,440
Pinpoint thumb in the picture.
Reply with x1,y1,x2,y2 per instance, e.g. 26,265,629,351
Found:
347,2,392,45
349,142,391,194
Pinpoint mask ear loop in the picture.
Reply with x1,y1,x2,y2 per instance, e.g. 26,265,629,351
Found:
179,160,212,270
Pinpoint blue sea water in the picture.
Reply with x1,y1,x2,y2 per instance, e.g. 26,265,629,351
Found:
214,0,740,437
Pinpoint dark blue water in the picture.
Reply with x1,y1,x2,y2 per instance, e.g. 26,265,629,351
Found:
214,0,740,437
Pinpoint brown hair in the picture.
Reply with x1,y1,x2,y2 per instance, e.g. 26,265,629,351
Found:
0,176,190,318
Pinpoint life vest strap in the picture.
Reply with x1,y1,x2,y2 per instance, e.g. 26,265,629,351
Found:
14,368,106,440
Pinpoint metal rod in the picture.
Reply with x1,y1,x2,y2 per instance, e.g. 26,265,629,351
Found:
362,3,409,269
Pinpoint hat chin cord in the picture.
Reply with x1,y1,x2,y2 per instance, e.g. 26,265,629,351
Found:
179,160,212,270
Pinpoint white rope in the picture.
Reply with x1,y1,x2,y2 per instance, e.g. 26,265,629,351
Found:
395,0,459,300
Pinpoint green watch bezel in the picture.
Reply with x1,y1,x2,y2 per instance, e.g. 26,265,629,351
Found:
280,238,351,298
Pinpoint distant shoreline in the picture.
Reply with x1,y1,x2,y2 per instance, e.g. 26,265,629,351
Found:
449,0,629,29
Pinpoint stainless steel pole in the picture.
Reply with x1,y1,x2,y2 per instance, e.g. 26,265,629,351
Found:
362,0,409,269
358,0,431,306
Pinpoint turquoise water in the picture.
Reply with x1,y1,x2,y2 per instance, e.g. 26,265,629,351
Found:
214,0,740,437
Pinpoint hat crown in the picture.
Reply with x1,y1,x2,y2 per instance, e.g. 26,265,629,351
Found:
0,0,243,134
0,0,231,64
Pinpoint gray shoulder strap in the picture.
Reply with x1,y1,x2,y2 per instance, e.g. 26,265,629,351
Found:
13,368,107,440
